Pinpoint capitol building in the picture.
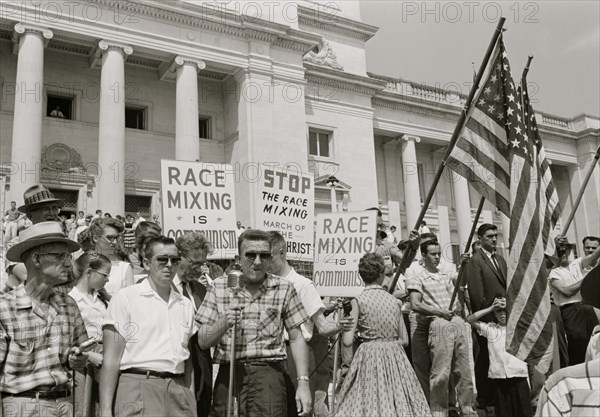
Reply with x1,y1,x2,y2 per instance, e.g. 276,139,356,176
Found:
1,0,598,262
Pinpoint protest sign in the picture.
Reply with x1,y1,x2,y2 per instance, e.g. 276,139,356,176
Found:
160,160,237,259
256,166,314,262
313,210,377,297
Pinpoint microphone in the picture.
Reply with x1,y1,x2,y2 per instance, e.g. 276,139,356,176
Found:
227,269,244,296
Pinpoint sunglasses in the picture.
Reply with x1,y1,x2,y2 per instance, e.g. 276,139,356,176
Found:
153,255,182,267
244,252,272,262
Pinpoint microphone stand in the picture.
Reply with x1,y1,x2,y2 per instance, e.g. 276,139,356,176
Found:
227,269,243,417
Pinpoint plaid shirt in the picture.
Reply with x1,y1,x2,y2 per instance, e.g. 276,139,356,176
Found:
195,273,308,364
0,284,88,393
406,263,457,314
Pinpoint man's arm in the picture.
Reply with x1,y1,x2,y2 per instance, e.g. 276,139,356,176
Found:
197,305,239,350
409,291,453,320
466,260,484,312
99,325,126,417
288,326,312,417
549,277,582,297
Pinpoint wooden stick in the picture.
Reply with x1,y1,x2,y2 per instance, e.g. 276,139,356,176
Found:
330,306,343,415
449,196,486,310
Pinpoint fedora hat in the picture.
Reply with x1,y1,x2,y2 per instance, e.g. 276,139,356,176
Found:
6,221,80,262
581,263,600,309
18,184,62,213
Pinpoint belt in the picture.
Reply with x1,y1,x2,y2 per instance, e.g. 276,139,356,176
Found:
2,389,72,399
121,368,184,379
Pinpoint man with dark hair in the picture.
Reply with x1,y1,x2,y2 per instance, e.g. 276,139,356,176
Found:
196,229,312,417
175,231,224,417
466,223,507,410
100,236,197,417
407,240,476,417
3,201,23,246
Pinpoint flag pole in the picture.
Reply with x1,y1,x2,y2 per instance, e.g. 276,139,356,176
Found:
389,17,506,294
522,54,534,80
560,146,600,236
448,196,486,309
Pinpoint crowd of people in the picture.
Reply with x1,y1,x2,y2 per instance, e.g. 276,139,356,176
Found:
0,185,598,417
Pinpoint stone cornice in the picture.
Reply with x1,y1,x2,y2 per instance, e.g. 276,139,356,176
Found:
297,5,378,42
372,94,462,121
91,0,321,54
304,63,386,96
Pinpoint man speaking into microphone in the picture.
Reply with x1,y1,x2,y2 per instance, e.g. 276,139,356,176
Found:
196,229,312,417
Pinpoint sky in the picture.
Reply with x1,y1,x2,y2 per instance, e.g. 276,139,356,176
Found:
359,1,600,118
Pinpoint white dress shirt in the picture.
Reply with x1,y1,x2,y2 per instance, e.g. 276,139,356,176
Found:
104,279,196,373
477,322,528,379
284,268,326,342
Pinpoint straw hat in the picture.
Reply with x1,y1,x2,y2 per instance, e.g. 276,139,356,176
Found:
18,184,62,213
581,263,600,309
6,221,80,262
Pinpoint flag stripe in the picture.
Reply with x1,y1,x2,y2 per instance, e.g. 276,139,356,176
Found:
454,134,511,186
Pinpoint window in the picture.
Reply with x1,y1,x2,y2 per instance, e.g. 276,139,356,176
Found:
199,117,211,139
309,130,331,157
125,107,145,130
125,195,151,217
47,95,73,120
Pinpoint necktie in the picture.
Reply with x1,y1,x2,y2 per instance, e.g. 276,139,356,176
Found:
491,253,502,276
181,283,191,299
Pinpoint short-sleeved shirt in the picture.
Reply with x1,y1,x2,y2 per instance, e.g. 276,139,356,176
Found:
5,208,20,221
536,359,600,417
284,268,326,342
548,262,588,307
476,322,528,379
195,273,309,364
406,263,457,314
586,325,600,362
104,279,196,374
68,286,107,342
0,284,89,393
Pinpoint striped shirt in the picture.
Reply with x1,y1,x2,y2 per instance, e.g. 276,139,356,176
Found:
536,359,600,417
406,263,457,314
195,273,308,364
0,284,89,393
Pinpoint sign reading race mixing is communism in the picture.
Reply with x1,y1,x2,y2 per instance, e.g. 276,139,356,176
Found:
256,165,314,262
160,160,238,259
313,210,377,297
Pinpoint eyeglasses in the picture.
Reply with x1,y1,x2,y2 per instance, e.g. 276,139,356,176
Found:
90,269,110,278
37,252,71,263
244,252,272,262
153,256,182,267
182,255,206,271
102,235,121,243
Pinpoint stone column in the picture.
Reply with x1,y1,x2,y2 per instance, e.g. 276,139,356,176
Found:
175,56,206,161
9,24,53,203
401,135,422,231
451,173,472,250
95,41,132,215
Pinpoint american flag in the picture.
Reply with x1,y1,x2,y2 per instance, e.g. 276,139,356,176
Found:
447,35,553,364
519,78,562,257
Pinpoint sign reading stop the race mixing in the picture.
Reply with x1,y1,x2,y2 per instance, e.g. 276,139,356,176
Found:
256,165,314,262
160,160,238,259
313,211,377,297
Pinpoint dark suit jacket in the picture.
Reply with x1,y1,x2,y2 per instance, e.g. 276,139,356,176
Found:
186,279,212,417
466,250,507,321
